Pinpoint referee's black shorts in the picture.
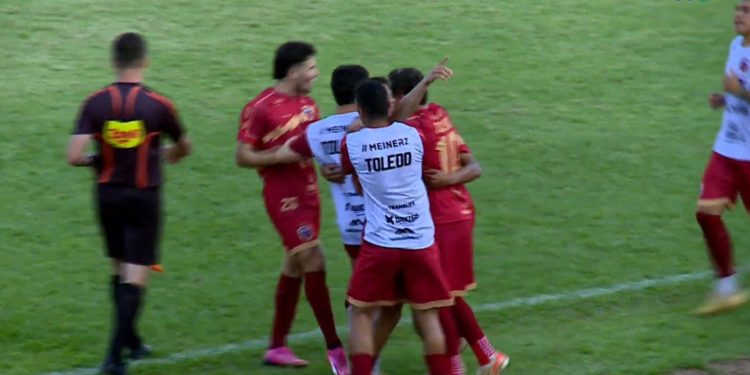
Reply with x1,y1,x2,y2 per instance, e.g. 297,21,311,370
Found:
96,184,161,266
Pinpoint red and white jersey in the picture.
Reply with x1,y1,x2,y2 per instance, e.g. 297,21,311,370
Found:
292,112,365,245
341,122,434,250
715,36,750,161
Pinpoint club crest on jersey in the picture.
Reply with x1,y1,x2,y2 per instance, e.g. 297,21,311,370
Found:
297,225,314,241
741,58,750,72
103,120,145,148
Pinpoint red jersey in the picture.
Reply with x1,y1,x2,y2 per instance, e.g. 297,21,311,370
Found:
237,87,321,205
405,103,474,224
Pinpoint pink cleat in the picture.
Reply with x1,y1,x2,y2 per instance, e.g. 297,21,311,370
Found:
263,347,309,368
327,347,349,375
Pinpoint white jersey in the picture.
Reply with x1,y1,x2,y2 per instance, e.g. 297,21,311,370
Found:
715,36,750,161
305,112,365,245
343,122,434,250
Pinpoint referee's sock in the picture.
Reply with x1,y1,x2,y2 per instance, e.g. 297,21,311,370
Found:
109,283,143,363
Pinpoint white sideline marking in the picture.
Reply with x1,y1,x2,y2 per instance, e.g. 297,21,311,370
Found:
41,270,712,375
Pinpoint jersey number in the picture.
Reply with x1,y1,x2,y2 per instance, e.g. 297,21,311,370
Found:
435,132,462,173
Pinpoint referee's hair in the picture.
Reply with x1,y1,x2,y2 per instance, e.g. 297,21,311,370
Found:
356,80,390,120
274,41,316,80
112,32,147,70
388,68,426,105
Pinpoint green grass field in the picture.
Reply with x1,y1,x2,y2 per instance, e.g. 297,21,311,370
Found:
2,0,750,374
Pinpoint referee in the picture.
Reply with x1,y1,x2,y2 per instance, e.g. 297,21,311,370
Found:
67,32,191,375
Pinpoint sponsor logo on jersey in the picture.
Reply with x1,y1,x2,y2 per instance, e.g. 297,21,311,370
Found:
388,201,416,210
728,104,750,116
390,227,422,241
345,203,365,212
349,219,366,227
385,213,420,224
103,120,145,148
394,228,415,235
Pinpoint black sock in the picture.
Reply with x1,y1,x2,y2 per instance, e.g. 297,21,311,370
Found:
129,287,145,350
109,283,142,363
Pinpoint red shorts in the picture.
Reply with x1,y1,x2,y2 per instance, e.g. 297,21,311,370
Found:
265,194,321,254
700,152,750,209
436,219,476,296
347,241,453,310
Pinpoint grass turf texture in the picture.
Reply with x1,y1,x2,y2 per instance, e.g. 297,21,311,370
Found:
1,0,749,374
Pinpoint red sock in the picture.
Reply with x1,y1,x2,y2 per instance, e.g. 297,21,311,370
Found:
270,274,302,349
425,354,452,375
453,297,494,366
438,307,462,374
351,354,374,375
697,213,735,277
304,271,342,349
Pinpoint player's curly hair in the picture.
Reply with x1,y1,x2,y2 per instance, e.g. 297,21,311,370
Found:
274,41,316,80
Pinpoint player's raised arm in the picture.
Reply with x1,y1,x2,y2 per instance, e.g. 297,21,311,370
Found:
392,57,453,121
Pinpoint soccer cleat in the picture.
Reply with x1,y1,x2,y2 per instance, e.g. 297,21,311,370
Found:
263,347,309,367
476,352,510,375
326,347,349,375
128,343,153,360
695,290,749,316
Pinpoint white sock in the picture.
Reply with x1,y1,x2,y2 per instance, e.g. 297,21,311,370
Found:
716,274,739,296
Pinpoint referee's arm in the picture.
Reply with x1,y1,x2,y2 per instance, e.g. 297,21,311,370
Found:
67,134,94,167
68,100,95,167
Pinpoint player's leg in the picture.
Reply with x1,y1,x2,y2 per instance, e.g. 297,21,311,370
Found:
347,242,400,374
262,202,309,367
295,245,347,374
437,220,508,373
695,152,747,315
349,306,377,375
97,186,130,375
103,187,161,375
372,304,403,357
413,308,452,375
264,253,306,367
403,244,456,375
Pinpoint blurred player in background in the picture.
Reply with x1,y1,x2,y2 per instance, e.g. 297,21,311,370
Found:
386,67,509,374
234,41,347,374
67,32,192,375
694,0,750,315
342,80,454,375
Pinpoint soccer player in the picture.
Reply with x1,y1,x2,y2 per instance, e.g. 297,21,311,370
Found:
387,67,509,374
694,0,750,315
234,41,347,374
342,80,455,375
67,32,192,375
